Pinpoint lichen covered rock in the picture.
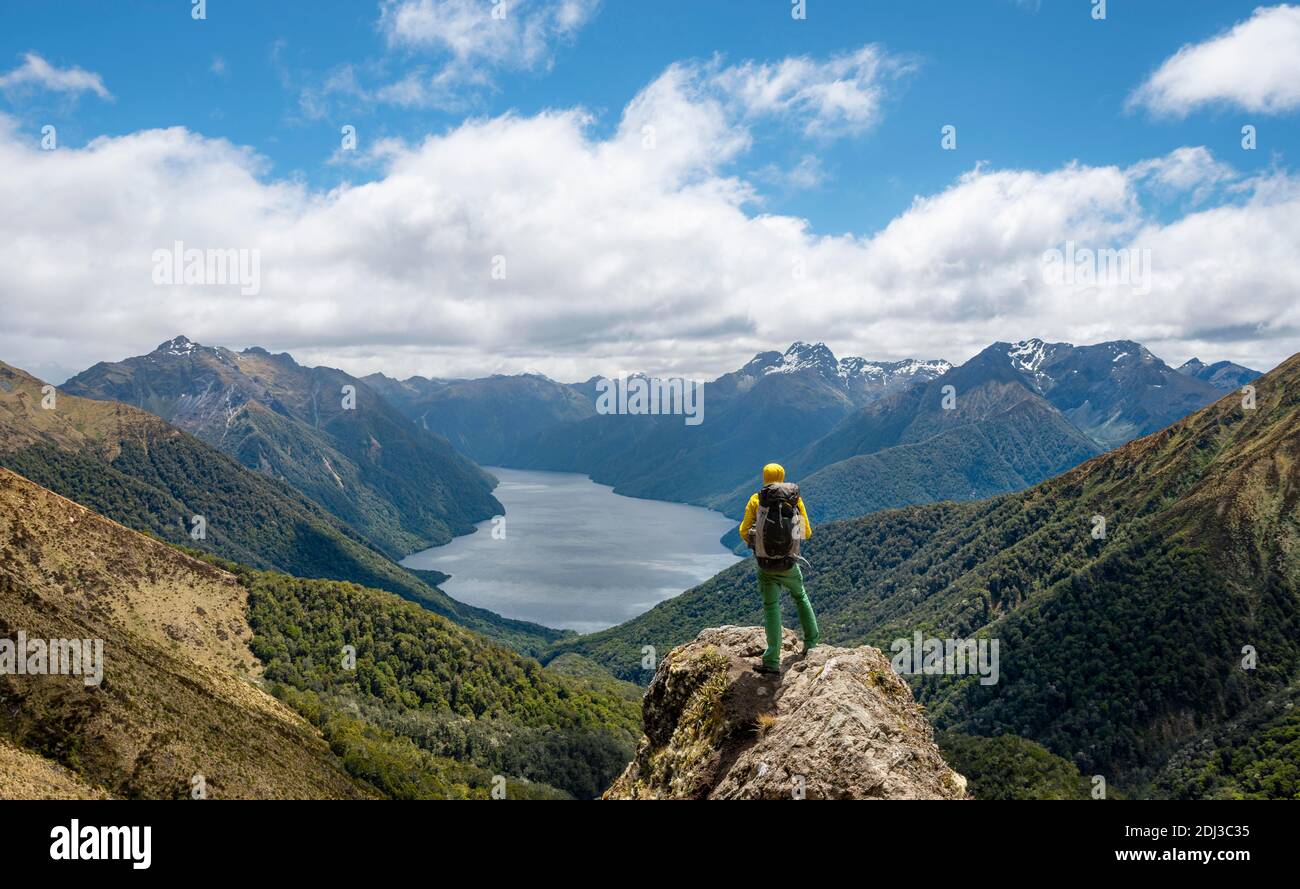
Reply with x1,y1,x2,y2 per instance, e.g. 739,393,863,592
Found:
605,626,968,800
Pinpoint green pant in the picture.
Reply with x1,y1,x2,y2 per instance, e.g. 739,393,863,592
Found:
758,564,820,668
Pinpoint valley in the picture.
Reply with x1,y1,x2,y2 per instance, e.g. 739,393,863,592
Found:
0,334,1289,800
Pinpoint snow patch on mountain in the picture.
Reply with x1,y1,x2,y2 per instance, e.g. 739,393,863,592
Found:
761,342,950,389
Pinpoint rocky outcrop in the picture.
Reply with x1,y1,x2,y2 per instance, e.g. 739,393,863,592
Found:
605,626,967,800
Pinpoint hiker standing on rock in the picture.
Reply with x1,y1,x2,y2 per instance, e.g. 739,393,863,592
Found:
738,463,820,674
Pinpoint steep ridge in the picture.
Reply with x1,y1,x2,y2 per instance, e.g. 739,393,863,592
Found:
63,337,501,559
557,351,1300,791
0,361,562,653
604,626,967,800
0,467,371,799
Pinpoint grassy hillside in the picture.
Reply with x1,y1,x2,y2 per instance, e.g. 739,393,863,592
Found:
0,361,563,654
0,467,372,799
0,739,113,800
552,351,1300,792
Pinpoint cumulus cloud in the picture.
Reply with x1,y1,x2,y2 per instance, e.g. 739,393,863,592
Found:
338,0,599,109
0,64,1297,385
1127,145,1240,204
1129,4,1300,117
0,52,111,101
380,0,597,61
709,44,915,138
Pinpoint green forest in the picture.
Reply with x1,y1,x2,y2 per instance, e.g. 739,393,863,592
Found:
240,566,640,798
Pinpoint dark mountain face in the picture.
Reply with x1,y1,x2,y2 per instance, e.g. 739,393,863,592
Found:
552,349,1300,794
754,339,1229,526
789,397,1102,524
1178,357,1262,391
503,342,951,505
364,371,596,465
991,339,1225,449
62,337,500,559
710,341,951,406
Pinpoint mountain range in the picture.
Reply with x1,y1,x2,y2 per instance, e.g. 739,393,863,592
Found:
0,360,560,654
63,337,501,561
56,337,1261,541
499,342,955,506
363,371,596,466
1177,357,1262,391
470,338,1258,537
704,339,1256,529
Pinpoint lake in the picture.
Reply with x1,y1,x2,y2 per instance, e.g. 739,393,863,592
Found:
401,467,743,633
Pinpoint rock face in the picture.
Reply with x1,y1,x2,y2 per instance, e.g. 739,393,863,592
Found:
605,626,968,800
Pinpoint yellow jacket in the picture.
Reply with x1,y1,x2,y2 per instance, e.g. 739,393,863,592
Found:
739,493,812,543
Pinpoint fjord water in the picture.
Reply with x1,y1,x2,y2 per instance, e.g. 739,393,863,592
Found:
401,467,742,632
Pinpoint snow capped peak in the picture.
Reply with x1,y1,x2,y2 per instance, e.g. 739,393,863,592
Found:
878,357,954,377
155,335,197,356
766,342,839,376
753,342,949,394
1007,338,1048,374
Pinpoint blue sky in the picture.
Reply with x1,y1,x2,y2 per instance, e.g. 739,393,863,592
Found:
6,0,1290,232
1,1,1298,382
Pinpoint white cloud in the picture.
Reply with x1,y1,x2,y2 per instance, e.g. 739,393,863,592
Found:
1127,145,1239,204
1129,4,1300,117
351,0,598,108
0,67,1297,385
710,45,915,138
0,52,111,101
380,0,597,61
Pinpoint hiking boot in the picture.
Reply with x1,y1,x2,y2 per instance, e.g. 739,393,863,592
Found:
753,661,781,675
801,634,821,654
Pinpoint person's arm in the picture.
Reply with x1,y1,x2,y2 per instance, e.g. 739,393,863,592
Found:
738,494,759,546
797,497,812,540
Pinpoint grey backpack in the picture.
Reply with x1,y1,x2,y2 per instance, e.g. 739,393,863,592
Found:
753,482,803,569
